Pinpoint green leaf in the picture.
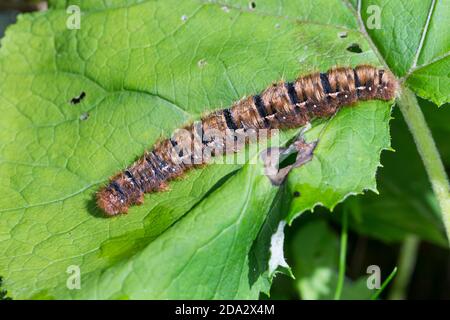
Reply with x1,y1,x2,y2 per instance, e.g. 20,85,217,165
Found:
361,0,434,76
406,58,450,107
291,220,373,300
360,0,450,106
216,0,359,29
332,104,448,247
0,0,408,299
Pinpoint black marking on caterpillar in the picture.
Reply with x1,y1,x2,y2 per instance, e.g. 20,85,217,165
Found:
96,65,397,216
253,94,270,128
285,82,298,106
223,108,238,130
319,73,332,94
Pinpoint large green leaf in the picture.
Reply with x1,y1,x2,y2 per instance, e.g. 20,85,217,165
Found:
4,0,443,299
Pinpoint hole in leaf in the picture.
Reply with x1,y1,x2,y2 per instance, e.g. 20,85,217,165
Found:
261,136,317,186
70,91,86,105
279,151,298,169
293,191,301,198
249,1,256,9
346,43,362,53
338,31,348,38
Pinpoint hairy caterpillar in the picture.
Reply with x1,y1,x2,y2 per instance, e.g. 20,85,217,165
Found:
97,65,397,216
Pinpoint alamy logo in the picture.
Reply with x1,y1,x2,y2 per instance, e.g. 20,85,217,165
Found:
366,265,381,289
66,265,81,290
66,5,81,30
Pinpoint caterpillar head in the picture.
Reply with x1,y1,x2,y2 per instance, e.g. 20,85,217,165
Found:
96,187,129,216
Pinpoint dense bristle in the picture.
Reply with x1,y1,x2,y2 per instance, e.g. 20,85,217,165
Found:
96,189,128,216
96,65,397,217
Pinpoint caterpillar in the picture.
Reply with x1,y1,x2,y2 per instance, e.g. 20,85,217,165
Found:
96,65,397,216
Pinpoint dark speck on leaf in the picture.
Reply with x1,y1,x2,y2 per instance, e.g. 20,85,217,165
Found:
293,191,301,197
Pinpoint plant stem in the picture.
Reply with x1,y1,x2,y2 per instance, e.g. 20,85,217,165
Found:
370,267,398,300
388,236,420,300
397,86,450,245
334,208,348,300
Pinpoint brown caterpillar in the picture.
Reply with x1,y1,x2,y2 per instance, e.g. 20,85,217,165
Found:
96,65,397,216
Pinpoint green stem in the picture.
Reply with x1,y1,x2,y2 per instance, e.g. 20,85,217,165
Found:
388,236,420,300
334,208,348,300
370,267,398,300
397,86,450,245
